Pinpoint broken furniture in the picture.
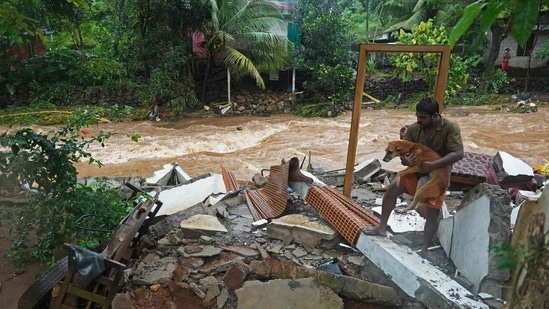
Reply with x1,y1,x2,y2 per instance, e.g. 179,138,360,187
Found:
18,183,163,309
450,152,493,188
50,244,126,309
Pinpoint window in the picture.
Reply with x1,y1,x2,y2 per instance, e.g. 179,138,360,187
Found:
517,34,536,56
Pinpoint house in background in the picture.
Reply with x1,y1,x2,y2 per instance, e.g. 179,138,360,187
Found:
6,35,45,59
489,14,549,70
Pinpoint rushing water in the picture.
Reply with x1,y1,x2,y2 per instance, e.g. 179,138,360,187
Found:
64,105,549,182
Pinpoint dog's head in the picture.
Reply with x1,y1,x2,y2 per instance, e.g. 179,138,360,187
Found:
383,140,412,162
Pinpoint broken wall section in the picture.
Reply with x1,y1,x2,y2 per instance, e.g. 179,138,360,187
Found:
438,183,511,298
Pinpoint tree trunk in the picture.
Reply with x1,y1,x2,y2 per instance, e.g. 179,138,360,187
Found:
113,0,127,57
524,35,538,93
201,55,211,103
479,24,505,92
227,67,232,112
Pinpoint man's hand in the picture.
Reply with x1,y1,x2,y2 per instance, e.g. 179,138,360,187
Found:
401,152,419,166
420,161,436,174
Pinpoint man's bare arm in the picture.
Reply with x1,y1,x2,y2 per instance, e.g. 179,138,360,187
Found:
421,149,464,173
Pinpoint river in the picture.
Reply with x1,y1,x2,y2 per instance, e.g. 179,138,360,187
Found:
71,105,549,181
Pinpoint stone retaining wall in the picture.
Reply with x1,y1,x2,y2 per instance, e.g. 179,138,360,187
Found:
2,75,547,114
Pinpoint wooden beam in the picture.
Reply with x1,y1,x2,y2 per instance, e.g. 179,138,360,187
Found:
343,47,368,197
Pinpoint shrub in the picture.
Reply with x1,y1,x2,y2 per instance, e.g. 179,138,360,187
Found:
0,109,133,262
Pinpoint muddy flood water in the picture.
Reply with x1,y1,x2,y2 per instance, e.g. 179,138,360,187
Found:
69,105,549,181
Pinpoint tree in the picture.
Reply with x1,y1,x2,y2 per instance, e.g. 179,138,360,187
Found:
0,0,89,53
0,2,43,51
293,0,358,108
390,20,477,97
201,0,290,103
449,0,544,48
449,0,545,92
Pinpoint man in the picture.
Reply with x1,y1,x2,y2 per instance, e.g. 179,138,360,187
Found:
502,48,511,71
364,97,464,265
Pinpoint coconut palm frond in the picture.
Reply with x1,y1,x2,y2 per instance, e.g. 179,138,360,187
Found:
204,0,290,90
434,10,447,25
224,46,265,89
377,0,457,34
383,9,428,33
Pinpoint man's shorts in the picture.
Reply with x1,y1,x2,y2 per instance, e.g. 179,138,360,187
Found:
400,173,445,209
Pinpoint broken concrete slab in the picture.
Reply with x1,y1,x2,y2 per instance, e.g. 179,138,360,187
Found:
133,255,179,285
354,159,382,184
149,202,210,238
310,159,381,186
77,175,144,190
356,234,489,308
235,278,344,309
493,151,534,184
316,170,346,187
515,189,542,205
155,173,226,216
146,163,191,185
180,214,228,237
438,183,511,298
371,205,426,233
221,245,260,258
267,214,338,247
248,258,402,307
177,244,223,258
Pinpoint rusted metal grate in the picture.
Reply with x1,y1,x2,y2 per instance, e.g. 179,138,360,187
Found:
287,157,313,184
244,162,289,221
322,186,380,226
221,166,240,192
305,186,379,245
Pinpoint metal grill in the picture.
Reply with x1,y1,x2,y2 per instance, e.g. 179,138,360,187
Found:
221,166,239,192
322,186,380,226
244,162,289,221
287,157,313,184
305,186,379,245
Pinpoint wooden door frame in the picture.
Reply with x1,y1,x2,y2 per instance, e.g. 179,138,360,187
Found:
343,44,451,197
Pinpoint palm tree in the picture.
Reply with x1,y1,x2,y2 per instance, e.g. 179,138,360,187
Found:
371,0,459,35
201,0,291,105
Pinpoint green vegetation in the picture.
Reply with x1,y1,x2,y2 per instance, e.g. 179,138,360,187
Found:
293,0,359,111
389,20,478,97
1,0,545,116
0,109,136,262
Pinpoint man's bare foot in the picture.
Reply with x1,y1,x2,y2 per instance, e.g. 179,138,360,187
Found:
362,226,387,237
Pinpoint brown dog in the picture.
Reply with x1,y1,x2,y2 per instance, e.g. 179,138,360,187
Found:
383,140,449,216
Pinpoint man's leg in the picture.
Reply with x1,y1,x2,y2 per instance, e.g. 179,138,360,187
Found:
364,178,408,236
419,206,441,258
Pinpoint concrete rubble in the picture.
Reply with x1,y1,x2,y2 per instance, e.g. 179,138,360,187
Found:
117,193,404,308
103,151,547,309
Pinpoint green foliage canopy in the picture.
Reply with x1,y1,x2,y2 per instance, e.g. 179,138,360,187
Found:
390,20,479,97
449,0,545,48
293,0,359,105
